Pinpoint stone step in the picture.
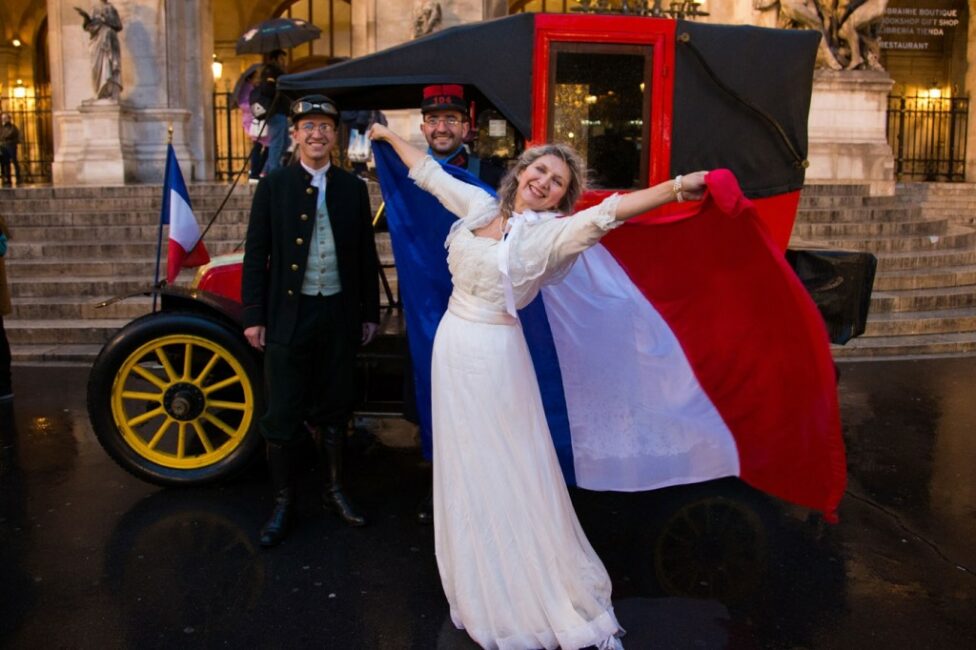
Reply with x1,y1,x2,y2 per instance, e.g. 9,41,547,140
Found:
10,240,245,260
11,224,249,242
792,217,946,238
876,247,976,272
832,331,976,359
875,264,976,291
3,209,253,227
5,319,129,345
810,224,976,253
4,259,175,278
7,296,154,320
862,194,919,206
800,184,874,196
795,205,924,223
0,183,249,199
798,195,867,209
1,195,256,214
7,276,157,298
10,343,104,365
863,307,976,337
6,232,393,262
870,284,976,313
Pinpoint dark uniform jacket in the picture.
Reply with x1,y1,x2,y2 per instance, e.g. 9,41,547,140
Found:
241,163,380,346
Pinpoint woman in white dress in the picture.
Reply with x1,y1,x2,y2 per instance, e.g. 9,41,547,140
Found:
368,124,706,650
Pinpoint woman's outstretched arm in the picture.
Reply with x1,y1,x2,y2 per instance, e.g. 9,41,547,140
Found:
614,171,708,221
367,123,425,169
367,123,497,222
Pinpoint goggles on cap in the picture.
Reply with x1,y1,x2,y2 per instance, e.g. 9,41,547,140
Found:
291,100,337,117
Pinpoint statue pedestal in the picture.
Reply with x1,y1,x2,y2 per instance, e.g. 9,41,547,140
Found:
52,100,134,185
806,70,895,195
52,101,194,185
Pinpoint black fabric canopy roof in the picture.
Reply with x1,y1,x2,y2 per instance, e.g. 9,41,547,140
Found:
672,21,819,197
278,14,819,197
278,13,536,138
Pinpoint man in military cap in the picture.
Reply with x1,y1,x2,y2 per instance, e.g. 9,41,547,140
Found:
419,83,505,188
242,94,380,547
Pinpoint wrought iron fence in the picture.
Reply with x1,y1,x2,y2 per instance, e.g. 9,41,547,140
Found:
212,90,249,181
1,91,53,184
887,94,968,182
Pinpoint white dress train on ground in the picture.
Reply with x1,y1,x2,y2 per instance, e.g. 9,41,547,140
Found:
409,157,625,650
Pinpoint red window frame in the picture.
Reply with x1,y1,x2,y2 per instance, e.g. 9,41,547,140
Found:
531,14,676,190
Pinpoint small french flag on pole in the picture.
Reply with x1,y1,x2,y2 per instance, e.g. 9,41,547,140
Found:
161,144,209,283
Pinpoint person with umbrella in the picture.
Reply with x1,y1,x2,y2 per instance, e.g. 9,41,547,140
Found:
236,18,323,176
249,49,290,176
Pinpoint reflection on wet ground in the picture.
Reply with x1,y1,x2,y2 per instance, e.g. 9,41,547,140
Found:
1,359,975,648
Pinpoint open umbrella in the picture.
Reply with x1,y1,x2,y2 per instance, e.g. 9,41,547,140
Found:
236,18,322,55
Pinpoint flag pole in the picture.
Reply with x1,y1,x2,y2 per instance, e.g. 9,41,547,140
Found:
153,124,173,312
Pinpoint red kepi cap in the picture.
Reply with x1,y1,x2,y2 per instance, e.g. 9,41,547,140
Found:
421,84,467,114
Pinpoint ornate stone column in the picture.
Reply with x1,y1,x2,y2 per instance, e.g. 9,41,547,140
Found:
48,0,214,185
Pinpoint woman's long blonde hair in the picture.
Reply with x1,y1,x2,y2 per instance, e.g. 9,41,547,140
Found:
497,143,586,219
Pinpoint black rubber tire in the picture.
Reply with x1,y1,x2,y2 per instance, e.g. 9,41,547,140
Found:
87,311,264,487
636,479,772,604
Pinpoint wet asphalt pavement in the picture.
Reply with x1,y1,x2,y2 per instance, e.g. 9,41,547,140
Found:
1,358,975,649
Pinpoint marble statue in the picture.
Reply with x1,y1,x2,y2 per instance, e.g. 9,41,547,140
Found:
75,0,124,100
413,1,442,38
754,0,888,71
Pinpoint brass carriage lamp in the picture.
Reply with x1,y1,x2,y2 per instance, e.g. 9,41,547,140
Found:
12,79,26,99
211,54,223,82
11,37,22,48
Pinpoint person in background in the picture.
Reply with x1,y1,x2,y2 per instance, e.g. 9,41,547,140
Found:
242,95,381,547
0,114,21,187
0,214,12,401
250,49,290,175
237,68,269,183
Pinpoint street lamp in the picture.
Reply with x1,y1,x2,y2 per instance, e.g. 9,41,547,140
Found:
211,54,223,82
13,79,26,99
11,38,22,48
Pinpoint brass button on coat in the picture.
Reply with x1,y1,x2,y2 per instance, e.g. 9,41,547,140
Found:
300,213,309,221
287,289,294,296
296,238,304,245
291,264,299,271
306,187,315,195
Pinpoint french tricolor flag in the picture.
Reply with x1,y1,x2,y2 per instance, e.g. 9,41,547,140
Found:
162,144,209,283
373,143,845,521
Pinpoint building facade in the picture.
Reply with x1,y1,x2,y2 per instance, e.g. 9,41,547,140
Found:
0,0,972,184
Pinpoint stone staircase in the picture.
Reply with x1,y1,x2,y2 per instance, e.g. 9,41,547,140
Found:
3,180,975,364
794,182,976,359
1,182,392,364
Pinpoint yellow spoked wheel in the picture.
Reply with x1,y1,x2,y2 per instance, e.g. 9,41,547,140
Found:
89,312,263,486
111,334,253,469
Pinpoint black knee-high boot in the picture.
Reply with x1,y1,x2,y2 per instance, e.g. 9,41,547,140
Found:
259,442,294,547
317,424,366,527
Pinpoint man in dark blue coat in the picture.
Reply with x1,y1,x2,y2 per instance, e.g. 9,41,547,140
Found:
242,94,380,547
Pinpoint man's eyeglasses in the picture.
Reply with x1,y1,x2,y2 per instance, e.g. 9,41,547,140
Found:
298,122,335,135
424,116,463,128
291,101,337,117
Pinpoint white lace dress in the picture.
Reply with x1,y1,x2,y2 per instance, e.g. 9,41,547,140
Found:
409,157,625,650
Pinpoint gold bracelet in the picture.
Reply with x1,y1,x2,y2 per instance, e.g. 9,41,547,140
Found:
673,175,684,203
